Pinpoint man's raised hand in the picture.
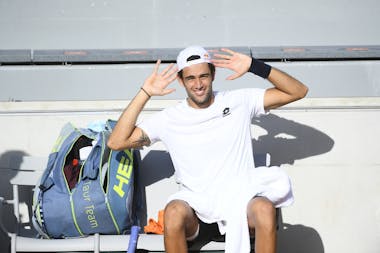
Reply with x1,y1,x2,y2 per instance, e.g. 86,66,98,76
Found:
212,48,252,80
142,60,178,97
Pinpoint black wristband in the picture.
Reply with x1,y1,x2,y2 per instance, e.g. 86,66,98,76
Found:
248,58,272,79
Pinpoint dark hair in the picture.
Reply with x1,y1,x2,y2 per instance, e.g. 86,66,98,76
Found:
178,55,215,79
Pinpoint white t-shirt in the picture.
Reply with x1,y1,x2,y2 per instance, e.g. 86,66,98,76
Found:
138,88,266,192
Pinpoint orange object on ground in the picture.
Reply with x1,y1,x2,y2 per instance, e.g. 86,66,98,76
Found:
144,209,164,234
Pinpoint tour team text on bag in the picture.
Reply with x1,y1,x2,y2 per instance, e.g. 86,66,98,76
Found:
32,120,137,238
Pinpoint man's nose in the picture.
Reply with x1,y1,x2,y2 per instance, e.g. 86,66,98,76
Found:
194,77,202,88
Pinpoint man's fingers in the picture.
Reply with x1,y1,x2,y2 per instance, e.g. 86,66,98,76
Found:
153,59,162,74
211,59,230,68
159,64,179,88
161,88,176,96
159,66,178,90
213,53,232,60
226,72,242,80
160,63,174,75
220,48,235,55
163,64,178,79
165,72,178,86
213,48,236,59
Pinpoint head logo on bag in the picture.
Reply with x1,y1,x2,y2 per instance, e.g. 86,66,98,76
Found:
32,120,138,238
113,149,133,198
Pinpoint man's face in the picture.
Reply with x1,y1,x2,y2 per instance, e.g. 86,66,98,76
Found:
179,62,215,109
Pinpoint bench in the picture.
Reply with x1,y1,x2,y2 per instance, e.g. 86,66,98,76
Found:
0,148,270,252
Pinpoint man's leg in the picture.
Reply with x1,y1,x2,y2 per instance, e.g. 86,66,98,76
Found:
247,197,277,253
164,199,199,253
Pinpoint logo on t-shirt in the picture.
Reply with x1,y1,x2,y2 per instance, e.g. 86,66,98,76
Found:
222,107,231,117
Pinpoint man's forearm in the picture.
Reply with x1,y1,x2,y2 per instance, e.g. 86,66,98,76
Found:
249,58,307,97
248,58,308,109
267,67,308,100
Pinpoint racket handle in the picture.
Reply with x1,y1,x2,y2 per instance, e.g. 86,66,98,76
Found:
127,225,140,253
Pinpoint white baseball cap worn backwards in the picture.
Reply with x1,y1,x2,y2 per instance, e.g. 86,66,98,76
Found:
176,46,211,71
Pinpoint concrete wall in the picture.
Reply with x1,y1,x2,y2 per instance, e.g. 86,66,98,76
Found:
1,61,380,101
1,97,380,253
1,0,379,49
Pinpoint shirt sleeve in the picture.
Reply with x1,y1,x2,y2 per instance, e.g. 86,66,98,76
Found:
242,88,267,119
137,111,165,145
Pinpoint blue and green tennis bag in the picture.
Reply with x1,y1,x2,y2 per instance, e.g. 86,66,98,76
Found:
32,120,137,238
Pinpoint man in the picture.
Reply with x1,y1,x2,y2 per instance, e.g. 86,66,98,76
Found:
108,46,308,253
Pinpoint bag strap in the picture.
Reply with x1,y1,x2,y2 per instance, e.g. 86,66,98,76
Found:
38,152,57,191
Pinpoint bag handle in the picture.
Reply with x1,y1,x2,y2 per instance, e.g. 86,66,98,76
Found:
81,134,103,180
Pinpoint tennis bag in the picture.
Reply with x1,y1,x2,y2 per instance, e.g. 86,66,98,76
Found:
32,120,136,238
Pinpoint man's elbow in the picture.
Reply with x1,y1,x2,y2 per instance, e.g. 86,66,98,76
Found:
301,85,309,98
107,138,125,151
296,84,309,100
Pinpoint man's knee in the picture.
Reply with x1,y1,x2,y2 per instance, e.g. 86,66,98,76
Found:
247,197,277,232
164,200,197,234
165,200,191,218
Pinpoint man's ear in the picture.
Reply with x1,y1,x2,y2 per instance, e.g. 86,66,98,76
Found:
177,76,184,87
